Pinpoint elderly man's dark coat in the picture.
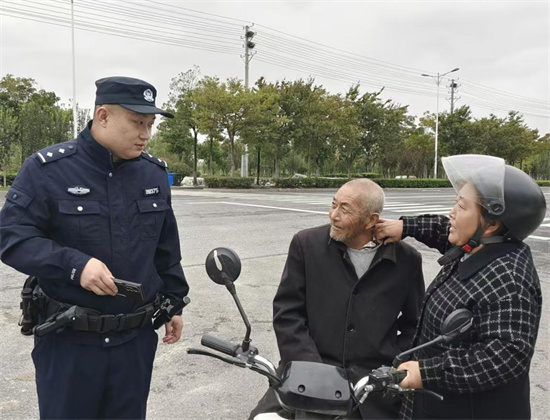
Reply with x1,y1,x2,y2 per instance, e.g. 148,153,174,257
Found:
273,224,425,419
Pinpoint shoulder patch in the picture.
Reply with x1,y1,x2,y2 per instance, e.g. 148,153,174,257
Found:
36,142,77,165
141,152,168,169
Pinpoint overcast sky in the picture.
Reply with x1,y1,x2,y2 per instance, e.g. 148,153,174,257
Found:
1,0,549,135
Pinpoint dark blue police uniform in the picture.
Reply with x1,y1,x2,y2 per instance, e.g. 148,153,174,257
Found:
0,77,189,419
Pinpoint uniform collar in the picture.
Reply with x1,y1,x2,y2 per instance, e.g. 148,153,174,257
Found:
78,120,113,170
78,121,141,170
458,241,522,281
327,225,397,264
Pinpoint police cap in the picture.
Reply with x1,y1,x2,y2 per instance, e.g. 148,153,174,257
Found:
95,76,174,118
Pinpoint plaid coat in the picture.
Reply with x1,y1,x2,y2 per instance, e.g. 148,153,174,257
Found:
400,215,542,420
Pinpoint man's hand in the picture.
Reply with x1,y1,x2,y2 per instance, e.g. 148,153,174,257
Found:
163,315,183,344
80,258,117,296
374,219,404,245
397,361,423,389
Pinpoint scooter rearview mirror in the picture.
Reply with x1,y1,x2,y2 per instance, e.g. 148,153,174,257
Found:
204,248,252,352
440,308,473,342
205,247,242,287
392,308,474,368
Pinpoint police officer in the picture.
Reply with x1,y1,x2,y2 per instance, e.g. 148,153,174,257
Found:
0,76,190,419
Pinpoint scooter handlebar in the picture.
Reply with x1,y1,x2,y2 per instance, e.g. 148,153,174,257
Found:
201,334,239,357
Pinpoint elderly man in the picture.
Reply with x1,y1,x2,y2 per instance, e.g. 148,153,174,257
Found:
250,179,425,419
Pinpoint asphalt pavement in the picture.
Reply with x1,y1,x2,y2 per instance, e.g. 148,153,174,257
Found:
0,188,548,419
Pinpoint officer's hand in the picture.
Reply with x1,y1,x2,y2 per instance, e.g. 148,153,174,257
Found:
163,315,183,344
374,219,404,245
397,361,423,389
80,258,118,296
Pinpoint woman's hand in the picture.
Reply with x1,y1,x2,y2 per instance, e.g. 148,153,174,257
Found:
374,219,404,245
397,361,423,389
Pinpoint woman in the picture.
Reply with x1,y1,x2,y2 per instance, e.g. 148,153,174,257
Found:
375,154,546,420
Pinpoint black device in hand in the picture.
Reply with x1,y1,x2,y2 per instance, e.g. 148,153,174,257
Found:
112,278,145,304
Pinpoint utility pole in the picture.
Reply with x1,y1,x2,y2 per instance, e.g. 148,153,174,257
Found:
240,26,255,178
422,67,460,178
244,25,255,89
449,79,460,114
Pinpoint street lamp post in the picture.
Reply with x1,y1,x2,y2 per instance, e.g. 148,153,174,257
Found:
71,0,77,138
422,67,459,178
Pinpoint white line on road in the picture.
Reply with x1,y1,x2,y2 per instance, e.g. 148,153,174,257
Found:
384,205,448,210
220,202,327,214
184,200,550,241
184,201,228,205
384,203,437,208
390,207,453,213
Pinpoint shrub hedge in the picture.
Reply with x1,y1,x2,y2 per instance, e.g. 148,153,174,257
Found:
275,177,347,188
1,174,548,189
274,177,453,188
275,178,549,189
372,178,452,188
203,176,255,188
201,176,550,189
324,172,380,179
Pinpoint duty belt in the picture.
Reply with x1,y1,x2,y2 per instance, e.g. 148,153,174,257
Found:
34,290,156,337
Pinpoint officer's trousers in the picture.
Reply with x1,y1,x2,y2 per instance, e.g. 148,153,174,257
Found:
32,326,158,419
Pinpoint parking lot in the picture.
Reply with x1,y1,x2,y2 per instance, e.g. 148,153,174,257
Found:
0,188,548,419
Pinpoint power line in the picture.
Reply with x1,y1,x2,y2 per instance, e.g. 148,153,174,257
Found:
1,0,548,121
1,1,243,54
0,8,242,55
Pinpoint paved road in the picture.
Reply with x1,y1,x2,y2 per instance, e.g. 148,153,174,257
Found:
0,188,548,419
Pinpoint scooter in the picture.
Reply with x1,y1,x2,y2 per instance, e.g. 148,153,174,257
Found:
188,248,474,419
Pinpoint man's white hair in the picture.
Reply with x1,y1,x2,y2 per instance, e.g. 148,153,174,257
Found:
343,178,385,218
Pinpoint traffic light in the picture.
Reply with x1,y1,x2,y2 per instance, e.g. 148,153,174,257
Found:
245,29,255,50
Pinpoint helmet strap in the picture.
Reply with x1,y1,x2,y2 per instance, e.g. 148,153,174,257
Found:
437,225,485,266
480,236,505,245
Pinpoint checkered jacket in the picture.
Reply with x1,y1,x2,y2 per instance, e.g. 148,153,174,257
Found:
399,215,542,420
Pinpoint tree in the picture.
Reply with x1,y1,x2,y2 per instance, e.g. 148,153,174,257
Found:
437,106,478,156
528,134,550,179
330,88,363,178
497,112,537,168
1,75,72,163
76,106,91,133
353,88,387,173
19,99,72,162
241,80,289,184
197,133,227,175
473,112,537,168
0,106,18,186
277,78,335,176
159,66,202,184
0,74,36,113
194,77,247,177
400,131,433,177
376,103,414,177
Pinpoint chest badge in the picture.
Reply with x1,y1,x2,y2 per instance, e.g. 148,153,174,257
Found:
67,186,91,196
143,186,160,196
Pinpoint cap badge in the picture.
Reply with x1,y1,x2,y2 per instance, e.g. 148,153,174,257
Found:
143,89,154,102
